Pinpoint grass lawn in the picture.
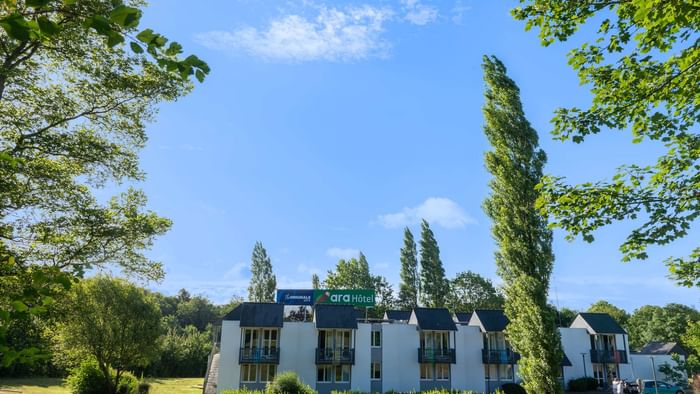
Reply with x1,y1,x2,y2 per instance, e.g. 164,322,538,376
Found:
0,377,203,394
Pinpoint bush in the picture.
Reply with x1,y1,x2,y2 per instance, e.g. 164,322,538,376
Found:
568,377,598,392
500,383,526,394
266,371,314,394
220,390,264,394
66,359,139,394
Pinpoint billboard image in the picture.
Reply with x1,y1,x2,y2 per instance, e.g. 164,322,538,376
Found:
276,289,314,305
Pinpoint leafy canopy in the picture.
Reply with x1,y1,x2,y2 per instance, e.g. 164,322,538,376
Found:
482,55,562,394
0,0,208,281
419,219,448,308
446,271,504,313
512,1,700,287
248,242,277,303
52,276,162,394
397,227,420,310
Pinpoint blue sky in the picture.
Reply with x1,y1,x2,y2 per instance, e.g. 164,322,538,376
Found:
131,0,698,312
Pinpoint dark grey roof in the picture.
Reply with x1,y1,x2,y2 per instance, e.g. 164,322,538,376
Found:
454,312,472,323
471,310,509,332
412,308,457,331
638,342,687,356
222,302,284,327
561,353,572,367
384,310,411,321
314,304,358,329
574,313,626,334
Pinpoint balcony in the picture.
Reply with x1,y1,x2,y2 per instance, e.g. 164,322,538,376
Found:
590,349,628,364
417,347,456,364
239,347,280,364
315,348,355,365
482,348,521,364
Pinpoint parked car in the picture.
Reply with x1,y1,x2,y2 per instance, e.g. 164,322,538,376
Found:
640,380,685,394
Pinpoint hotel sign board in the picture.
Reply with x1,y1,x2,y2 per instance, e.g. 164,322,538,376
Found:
276,289,314,305
276,289,375,307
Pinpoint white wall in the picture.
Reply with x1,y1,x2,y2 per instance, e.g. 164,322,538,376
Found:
559,327,593,383
453,325,485,391
615,334,635,380
352,323,372,392
629,354,684,382
218,321,241,393
382,323,420,392
278,322,317,389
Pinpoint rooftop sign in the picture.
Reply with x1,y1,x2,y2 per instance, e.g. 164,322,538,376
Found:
276,289,375,307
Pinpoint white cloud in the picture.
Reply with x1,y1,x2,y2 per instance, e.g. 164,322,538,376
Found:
375,197,476,229
401,0,438,25
194,5,393,62
223,261,250,280
326,247,360,260
450,1,471,24
297,263,322,275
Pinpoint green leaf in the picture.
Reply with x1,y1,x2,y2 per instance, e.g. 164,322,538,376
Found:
106,31,124,47
136,28,155,44
85,15,112,35
165,42,183,56
37,16,59,36
130,41,143,53
0,310,9,321
109,5,141,29
195,69,205,83
10,301,28,312
0,13,32,41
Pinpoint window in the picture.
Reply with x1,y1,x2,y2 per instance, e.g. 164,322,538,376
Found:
260,365,276,382
262,329,278,356
436,364,450,380
420,364,433,380
499,364,513,380
243,329,259,349
371,362,381,380
420,331,449,350
371,331,381,347
335,365,351,383
317,366,332,382
241,364,257,383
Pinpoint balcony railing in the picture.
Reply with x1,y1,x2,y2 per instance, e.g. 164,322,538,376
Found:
590,349,628,364
239,347,280,364
417,347,456,364
482,348,521,364
315,348,355,364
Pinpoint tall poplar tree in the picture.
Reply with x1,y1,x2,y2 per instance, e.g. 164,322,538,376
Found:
311,274,320,289
481,55,562,394
398,227,420,309
419,219,448,308
247,242,276,302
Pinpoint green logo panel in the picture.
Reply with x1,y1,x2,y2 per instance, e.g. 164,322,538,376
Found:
313,289,375,307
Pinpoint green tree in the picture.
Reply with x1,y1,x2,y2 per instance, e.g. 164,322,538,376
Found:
372,275,396,317
311,273,320,289
325,253,374,290
419,220,448,308
482,55,562,393
588,300,630,328
446,271,504,313
398,227,420,309
512,1,700,287
53,276,162,394
556,307,579,328
0,1,208,282
247,242,277,302
628,303,700,350
175,295,218,332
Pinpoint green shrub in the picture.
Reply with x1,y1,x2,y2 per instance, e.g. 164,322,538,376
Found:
220,390,264,394
568,377,598,392
500,383,526,394
66,359,139,394
266,371,314,394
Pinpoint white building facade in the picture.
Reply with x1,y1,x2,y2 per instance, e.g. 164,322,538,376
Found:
214,304,681,394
